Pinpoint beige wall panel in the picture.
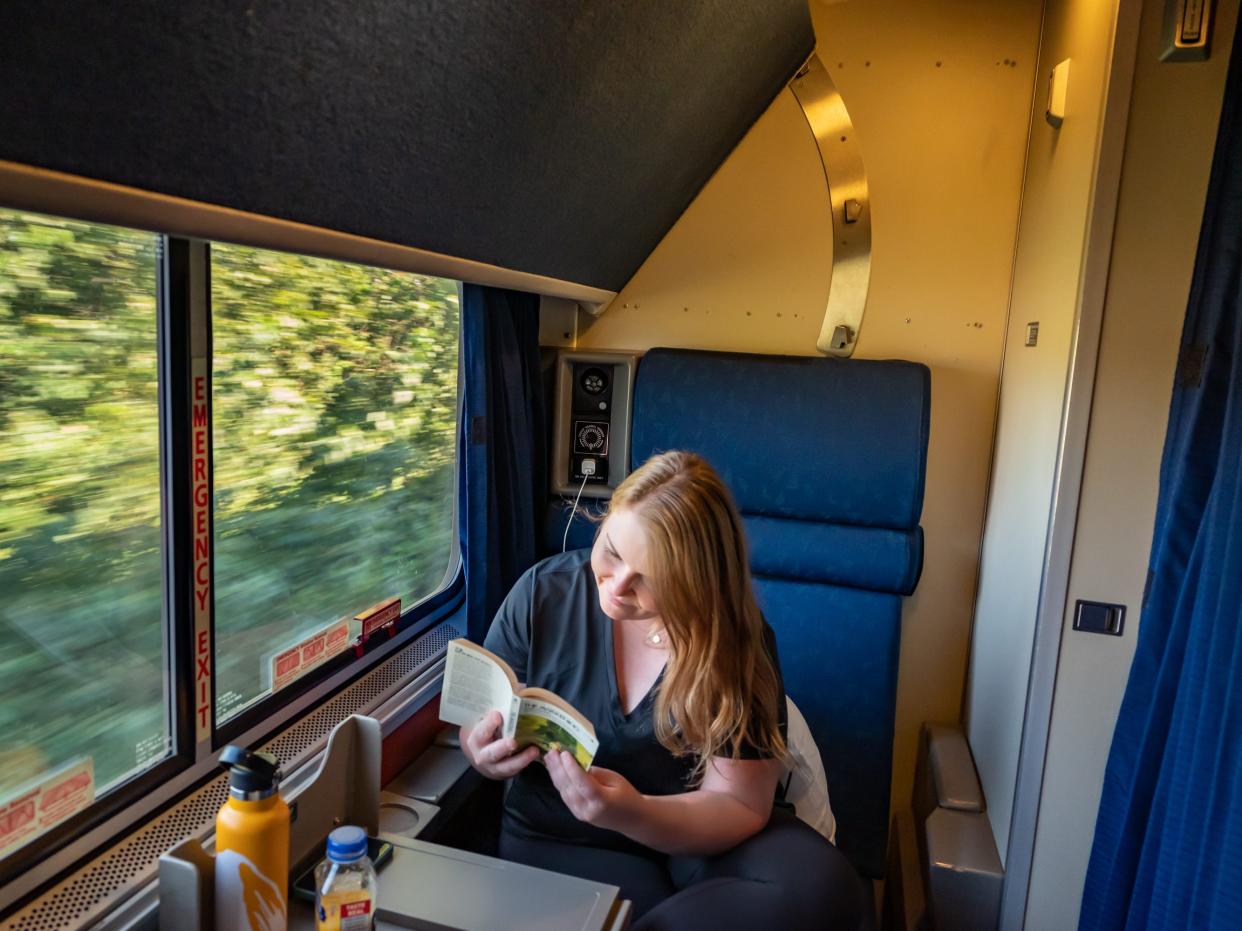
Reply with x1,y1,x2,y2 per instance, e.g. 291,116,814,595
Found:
1024,1,1238,926
577,0,1043,815
965,0,1121,864
578,88,833,353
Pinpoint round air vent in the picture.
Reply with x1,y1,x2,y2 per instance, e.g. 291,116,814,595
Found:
580,367,608,395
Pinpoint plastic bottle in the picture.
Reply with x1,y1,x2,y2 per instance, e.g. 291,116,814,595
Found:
315,825,378,931
214,746,290,931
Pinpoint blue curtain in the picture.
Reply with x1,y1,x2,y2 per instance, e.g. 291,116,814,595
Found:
459,285,546,642
1080,29,1242,931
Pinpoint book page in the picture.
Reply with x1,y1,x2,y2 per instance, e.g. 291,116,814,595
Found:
515,690,600,769
439,639,518,729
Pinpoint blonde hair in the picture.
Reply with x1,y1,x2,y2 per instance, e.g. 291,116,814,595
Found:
606,451,787,779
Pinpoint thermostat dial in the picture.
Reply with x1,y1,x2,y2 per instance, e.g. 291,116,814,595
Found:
573,420,609,455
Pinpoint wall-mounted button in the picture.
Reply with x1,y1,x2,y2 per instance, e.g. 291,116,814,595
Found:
1073,600,1125,636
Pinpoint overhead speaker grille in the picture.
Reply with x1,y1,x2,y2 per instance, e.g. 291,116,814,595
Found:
5,623,458,931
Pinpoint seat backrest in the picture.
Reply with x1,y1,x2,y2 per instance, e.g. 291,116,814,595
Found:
628,348,930,878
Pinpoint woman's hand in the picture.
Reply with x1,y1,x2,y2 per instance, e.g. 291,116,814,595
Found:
460,711,540,780
545,750,643,833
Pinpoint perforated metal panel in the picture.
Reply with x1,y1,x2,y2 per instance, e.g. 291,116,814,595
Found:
4,623,459,931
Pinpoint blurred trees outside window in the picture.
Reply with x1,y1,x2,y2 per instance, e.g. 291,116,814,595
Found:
0,209,166,806
210,243,460,721
0,208,461,853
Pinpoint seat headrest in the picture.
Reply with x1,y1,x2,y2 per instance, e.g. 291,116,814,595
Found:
631,349,931,530
543,503,923,596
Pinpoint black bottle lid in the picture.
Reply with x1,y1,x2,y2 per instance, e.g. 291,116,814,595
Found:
219,745,282,800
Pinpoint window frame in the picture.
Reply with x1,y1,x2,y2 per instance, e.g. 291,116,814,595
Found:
0,221,466,906
0,231,191,890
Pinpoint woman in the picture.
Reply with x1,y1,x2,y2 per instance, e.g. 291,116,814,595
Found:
460,452,862,929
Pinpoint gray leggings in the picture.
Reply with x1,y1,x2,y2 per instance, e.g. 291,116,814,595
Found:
499,807,864,930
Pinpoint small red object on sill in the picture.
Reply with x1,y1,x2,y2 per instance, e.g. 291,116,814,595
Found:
353,596,401,658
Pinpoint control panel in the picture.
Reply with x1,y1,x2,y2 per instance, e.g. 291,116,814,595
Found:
551,351,639,498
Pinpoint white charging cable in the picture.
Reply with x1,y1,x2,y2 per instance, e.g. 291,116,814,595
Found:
562,459,596,552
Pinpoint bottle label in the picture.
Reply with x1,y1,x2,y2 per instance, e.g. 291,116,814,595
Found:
317,889,373,931
215,849,286,931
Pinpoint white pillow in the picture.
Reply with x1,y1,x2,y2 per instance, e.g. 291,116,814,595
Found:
783,696,836,844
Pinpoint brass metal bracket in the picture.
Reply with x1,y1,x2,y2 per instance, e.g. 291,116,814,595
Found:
790,53,872,357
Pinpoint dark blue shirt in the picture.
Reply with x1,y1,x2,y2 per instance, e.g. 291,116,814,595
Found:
484,549,785,851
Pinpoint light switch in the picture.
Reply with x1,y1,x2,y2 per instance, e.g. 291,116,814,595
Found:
1073,600,1126,636
1046,59,1070,128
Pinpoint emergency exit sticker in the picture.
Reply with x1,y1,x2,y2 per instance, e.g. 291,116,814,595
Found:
0,758,94,859
266,617,352,693
190,358,213,742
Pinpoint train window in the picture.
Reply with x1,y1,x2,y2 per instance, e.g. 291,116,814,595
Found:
209,243,460,722
0,209,167,857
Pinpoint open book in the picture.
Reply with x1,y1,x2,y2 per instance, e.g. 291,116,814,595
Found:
440,639,599,769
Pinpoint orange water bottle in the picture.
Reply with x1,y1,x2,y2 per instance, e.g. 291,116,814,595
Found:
214,746,290,931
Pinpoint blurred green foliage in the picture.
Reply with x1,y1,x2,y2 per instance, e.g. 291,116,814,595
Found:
0,210,458,807
211,242,458,718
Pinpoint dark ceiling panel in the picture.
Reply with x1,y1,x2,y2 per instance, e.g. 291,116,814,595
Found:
0,2,813,291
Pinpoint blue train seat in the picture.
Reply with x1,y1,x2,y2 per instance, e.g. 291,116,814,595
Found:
548,347,930,878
